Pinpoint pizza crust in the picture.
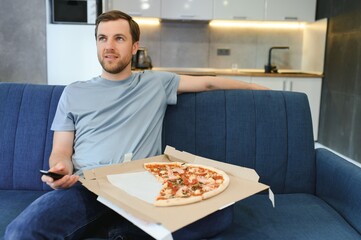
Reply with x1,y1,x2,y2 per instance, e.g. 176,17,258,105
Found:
154,195,203,207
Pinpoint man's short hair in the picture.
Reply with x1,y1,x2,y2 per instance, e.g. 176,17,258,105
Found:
95,10,140,43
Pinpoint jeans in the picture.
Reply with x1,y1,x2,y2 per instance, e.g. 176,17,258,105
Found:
5,183,233,240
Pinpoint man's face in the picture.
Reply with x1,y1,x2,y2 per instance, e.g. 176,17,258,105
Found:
96,19,138,75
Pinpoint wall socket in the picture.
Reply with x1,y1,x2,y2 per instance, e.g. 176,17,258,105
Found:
217,48,231,56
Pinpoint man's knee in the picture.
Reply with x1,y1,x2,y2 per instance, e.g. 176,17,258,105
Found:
4,218,33,240
4,199,50,240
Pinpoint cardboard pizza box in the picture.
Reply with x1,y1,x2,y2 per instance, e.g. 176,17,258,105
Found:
80,146,270,240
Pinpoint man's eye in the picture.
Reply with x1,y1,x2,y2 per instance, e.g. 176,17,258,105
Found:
98,36,106,42
116,37,124,42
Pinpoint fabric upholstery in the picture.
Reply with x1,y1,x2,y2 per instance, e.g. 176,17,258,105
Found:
316,148,361,235
210,194,361,240
0,83,64,191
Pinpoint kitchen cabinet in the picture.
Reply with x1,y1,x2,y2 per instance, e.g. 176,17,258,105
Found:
110,0,161,18
161,0,213,20
265,0,316,22
289,77,322,140
213,0,265,21
251,76,321,139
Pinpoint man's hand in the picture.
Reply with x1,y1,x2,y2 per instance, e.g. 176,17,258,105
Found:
44,131,78,189
41,162,79,189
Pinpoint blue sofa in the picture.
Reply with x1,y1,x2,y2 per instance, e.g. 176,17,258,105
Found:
1,82,361,239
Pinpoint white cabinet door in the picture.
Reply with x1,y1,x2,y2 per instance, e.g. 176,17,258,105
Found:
110,0,161,17
287,77,322,140
161,0,213,20
251,77,285,91
265,0,316,21
213,0,265,20
47,24,102,85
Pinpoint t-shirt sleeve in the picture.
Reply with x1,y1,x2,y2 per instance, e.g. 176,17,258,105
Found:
160,71,180,105
51,87,75,131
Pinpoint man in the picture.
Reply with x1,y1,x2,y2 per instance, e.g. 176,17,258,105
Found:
5,10,267,240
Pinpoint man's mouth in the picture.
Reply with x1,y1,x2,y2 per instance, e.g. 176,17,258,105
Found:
104,54,118,60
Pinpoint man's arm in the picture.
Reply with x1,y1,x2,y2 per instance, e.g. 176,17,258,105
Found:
177,75,269,94
41,131,79,189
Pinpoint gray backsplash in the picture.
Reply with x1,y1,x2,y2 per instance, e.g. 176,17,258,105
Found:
0,0,47,84
139,21,303,70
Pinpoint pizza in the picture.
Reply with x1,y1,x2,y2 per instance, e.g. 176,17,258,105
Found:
144,162,230,207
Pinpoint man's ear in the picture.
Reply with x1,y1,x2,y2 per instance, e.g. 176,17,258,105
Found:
132,41,139,55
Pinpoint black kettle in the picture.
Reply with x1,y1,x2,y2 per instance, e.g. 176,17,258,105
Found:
132,47,152,70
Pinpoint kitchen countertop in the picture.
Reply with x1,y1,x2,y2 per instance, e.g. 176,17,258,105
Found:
151,67,323,78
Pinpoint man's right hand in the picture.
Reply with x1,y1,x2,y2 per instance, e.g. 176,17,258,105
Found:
41,163,79,190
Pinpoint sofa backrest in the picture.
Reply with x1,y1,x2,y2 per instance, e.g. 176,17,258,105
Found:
0,83,316,194
163,90,316,194
0,83,64,191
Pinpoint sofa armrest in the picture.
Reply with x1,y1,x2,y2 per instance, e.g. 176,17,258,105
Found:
316,148,361,234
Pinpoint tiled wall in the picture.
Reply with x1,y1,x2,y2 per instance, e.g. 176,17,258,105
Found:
0,0,47,84
139,22,304,70
317,0,361,162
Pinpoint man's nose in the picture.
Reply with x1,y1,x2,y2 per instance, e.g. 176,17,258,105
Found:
105,39,116,49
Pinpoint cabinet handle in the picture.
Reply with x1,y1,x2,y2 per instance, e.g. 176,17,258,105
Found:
233,16,247,20
283,80,293,91
284,16,298,21
180,15,196,18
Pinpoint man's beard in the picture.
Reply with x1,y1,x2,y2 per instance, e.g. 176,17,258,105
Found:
99,54,131,74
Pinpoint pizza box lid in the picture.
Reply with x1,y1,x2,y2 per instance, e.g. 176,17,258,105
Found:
80,146,269,238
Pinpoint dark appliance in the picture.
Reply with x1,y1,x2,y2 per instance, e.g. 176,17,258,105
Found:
132,47,153,70
51,0,102,24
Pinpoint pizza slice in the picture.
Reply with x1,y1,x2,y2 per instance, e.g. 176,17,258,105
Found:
144,162,230,207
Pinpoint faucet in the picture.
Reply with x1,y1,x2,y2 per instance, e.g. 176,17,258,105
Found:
264,46,290,73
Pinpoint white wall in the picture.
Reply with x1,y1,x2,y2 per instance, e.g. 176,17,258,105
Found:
46,0,102,85
47,24,102,85
301,18,328,74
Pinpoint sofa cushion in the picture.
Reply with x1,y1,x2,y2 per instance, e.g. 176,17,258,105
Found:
210,194,361,240
0,190,46,237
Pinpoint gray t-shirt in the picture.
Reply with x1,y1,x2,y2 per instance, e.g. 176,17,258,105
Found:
51,70,180,174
